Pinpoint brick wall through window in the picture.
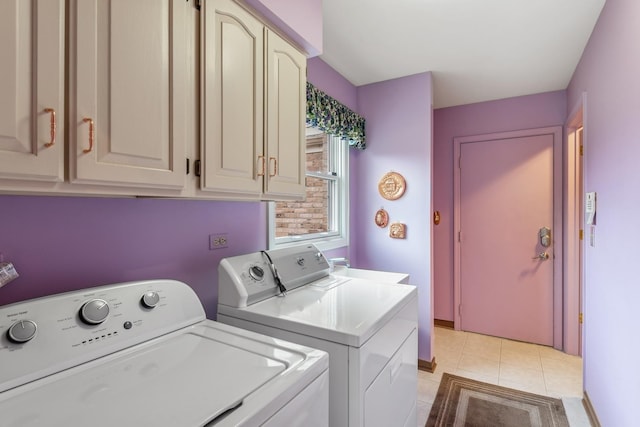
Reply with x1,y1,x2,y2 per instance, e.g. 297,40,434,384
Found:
275,134,330,237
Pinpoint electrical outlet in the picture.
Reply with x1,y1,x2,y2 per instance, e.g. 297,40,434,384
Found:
209,233,229,250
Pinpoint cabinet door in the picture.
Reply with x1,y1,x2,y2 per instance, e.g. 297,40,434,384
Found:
0,0,64,182
264,30,306,199
69,0,188,189
201,0,264,197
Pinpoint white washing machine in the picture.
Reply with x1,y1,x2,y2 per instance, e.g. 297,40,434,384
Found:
0,279,328,426
218,244,418,427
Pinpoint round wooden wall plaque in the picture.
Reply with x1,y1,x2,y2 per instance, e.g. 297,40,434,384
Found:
378,171,406,200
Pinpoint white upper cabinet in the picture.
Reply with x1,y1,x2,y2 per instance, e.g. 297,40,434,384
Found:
201,0,306,200
68,0,189,190
264,29,306,199
0,0,306,200
0,0,64,182
201,0,264,197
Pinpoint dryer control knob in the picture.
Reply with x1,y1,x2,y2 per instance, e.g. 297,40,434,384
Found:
7,320,37,343
249,265,265,281
141,291,160,309
80,299,110,325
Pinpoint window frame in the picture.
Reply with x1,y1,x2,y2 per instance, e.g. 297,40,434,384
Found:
268,132,349,251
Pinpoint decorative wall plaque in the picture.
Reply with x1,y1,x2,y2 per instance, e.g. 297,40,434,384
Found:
374,208,389,228
389,223,406,239
378,171,406,200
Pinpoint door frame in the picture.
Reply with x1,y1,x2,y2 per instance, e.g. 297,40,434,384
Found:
453,126,564,349
564,93,587,356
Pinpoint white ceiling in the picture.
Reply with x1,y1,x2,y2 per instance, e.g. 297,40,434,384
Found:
321,0,606,109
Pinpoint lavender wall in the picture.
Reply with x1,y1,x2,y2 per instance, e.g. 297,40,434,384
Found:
355,72,434,361
0,196,266,318
245,0,322,56
567,0,640,424
432,91,567,320
309,63,436,362
307,57,358,112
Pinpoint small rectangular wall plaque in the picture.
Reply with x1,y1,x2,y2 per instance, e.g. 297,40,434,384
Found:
389,223,406,239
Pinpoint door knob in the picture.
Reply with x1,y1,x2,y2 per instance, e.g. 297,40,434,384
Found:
532,252,550,260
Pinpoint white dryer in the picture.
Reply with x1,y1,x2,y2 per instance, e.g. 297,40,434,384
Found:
0,279,328,426
218,244,418,427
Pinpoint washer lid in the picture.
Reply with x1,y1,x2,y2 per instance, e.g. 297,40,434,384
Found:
0,322,317,427
219,277,417,347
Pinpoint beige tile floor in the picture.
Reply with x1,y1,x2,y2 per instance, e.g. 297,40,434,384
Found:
417,327,591,426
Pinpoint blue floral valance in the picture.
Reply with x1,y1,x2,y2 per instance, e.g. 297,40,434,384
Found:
306,82,366,150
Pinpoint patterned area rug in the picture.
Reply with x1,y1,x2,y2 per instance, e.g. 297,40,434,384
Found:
427,373,570,427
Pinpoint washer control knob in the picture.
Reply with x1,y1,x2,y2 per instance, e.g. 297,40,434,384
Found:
249,265,265,281
141,291,160,309
315,252,323,261
7,320,37,343
296,257,305,266
80,299,110,325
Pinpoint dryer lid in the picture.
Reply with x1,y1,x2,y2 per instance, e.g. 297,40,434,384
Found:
219,277,417,347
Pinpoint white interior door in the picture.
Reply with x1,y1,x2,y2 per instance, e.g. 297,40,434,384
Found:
577,126,584,354
564,100,585,356
454,127,562,346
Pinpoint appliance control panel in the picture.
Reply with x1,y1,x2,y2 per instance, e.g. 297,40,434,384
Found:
0,280,205,393
218,244,331,308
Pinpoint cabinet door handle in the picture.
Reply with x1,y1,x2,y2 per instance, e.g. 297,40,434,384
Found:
257,155,266,176
269,157,277,177
44,108,56,147
82,118,94,153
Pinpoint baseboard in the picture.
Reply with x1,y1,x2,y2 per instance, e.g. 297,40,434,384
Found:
582,391,601,427
418,357,437,373
434,319,454,329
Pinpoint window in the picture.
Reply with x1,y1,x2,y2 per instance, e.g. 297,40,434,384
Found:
268,127,349,251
